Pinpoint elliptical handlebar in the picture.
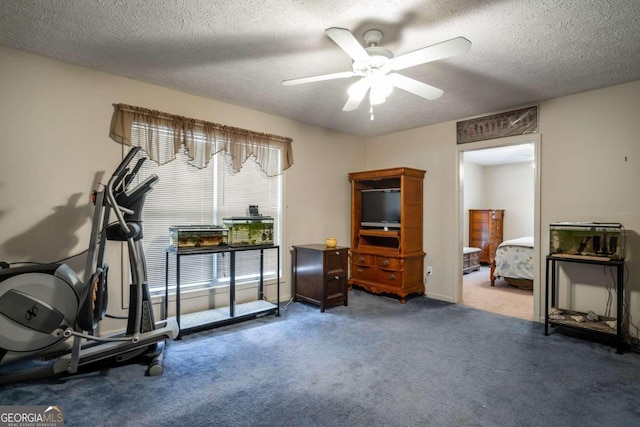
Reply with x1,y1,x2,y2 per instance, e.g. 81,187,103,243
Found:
112,147,141,180
106,147,142,236
111,167,130,196
123,157,147,190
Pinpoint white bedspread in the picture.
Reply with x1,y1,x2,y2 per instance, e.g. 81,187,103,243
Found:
494,236,534,280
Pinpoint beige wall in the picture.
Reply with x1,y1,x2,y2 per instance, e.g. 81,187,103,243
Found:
364,121,458,301
2,44,640,340
366,80,640,332
484,162,535,240
462,160,483,246
462,160,535,244
0,46,365,333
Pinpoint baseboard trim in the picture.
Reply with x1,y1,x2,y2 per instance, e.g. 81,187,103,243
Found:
424,292,456,303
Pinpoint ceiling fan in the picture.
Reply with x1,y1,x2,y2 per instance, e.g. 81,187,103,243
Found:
282,27,471,116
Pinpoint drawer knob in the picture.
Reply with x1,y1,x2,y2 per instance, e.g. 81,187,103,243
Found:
357,268,363,274
335,251,340,255
382,259,390,266
334,276,340,280
389,274,396,280
358,256,365,262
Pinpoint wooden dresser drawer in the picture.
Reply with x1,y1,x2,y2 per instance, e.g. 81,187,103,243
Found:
325,273,346,302
374,269,403,287
353,253,375,266
351,263,377,282
326,248,348,272
350,263,403,289
375,256,403,271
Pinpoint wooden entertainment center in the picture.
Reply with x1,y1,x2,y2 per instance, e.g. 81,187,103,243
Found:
348,167,426,303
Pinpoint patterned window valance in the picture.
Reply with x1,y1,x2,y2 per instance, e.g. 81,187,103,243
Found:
109,103,293,176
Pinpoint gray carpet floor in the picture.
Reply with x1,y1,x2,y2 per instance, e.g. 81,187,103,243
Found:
1,289,639,426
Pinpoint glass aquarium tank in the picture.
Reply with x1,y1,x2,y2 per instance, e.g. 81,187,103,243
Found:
549,222,624,260
169,225,228,252
223,216,274,247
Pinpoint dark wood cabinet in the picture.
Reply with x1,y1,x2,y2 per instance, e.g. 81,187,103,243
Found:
469,209,504,264
292,244,349,312
348,167,426,303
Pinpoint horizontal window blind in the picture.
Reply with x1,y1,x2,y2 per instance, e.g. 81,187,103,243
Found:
130,124,281,293
214,152,280,284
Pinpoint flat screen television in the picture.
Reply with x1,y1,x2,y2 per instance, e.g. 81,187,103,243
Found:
361,188,401,229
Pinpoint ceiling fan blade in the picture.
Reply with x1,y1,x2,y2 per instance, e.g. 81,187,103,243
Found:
325,27,370,62
382,37,471,72
282,71,356,86
343,78,370,111
387,73,443,100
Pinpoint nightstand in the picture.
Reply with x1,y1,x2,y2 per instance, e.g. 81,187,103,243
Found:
292,244,349,312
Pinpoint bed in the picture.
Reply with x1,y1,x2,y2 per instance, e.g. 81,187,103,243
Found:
490,236,534,290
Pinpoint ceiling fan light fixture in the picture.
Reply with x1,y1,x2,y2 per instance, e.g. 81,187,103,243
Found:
369,86,388,105
347,80,365,98
369,94,385,105
282,27,471,115
369,74,394,105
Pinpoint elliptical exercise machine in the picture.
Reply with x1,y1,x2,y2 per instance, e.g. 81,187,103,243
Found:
0,147,179,383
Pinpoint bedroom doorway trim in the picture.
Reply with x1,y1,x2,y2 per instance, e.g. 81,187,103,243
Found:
455,133,542,322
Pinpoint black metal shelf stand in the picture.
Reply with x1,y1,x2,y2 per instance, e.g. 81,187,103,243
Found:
545,254,625,353
165,244,280,338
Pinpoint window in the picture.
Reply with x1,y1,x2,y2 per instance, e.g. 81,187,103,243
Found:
134,143,281,294
109,104,292,295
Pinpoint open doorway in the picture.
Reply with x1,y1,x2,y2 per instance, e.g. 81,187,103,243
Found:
457,139,540,321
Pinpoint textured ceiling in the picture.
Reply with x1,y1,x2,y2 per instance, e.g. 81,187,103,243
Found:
1,0,640,138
